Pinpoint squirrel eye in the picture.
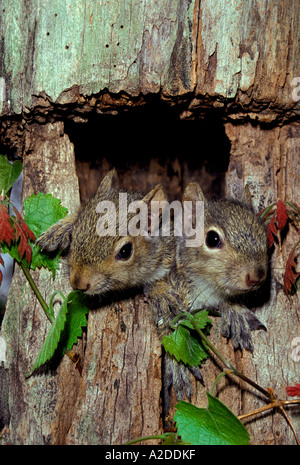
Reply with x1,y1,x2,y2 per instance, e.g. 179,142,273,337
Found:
205,230,223,249
116,242,133,261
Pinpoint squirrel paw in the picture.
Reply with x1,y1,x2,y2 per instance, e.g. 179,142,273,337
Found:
36,215,75,252
162,351,204,415
221,306,266,352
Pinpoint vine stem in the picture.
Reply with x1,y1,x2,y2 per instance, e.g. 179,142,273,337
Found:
238,399,300,420
19,262,54,324
124,434,169,445
187,314,272,400
188,314,300,444
238,400,300,445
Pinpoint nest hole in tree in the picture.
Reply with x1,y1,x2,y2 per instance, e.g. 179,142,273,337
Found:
64,98,231,202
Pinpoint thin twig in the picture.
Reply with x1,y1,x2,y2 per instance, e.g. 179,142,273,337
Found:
238,399,300,420
188,315,272,400
20,262,54,324
188,313,300,444
278,405,300,445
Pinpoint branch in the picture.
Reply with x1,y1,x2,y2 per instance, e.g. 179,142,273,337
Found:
187,314,272,400
239,399,300,445
19,262,54,324
187,313,300,444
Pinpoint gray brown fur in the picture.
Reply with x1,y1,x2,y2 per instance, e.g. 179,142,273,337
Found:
145,182,268,411
37,169,175,296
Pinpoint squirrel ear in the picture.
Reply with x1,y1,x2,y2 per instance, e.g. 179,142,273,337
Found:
142,184,167,204
182,182,207,203
242,185,254,209
97,168,117,194
141,184,167,235
182,182,206,234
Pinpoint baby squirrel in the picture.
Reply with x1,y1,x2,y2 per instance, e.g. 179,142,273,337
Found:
37,171,268,414
37,169,175,296
179,181,268,351
145,181,268,411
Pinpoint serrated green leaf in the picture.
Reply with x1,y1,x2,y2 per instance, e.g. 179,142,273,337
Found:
0,155,22,194
23,193,68,275
28,293,68,375
62,291,89,353
162,325,209,366
174,395,250,445
179,310,211,331
24,192,68,238
27,291,89,376
0,242,23,263
30,243,62,278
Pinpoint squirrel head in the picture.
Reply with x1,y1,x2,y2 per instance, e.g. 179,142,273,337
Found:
179,182,268,301
37,169,174,295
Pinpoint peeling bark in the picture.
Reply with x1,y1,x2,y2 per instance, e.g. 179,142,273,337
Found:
0,0,299,446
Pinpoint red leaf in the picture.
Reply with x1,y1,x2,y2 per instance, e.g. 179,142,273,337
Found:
284,247,300,295
14,216,32,265
286,383,300,397
13,207,36,241
276,200,288,230
267,214,278,247
0,203,15,246
12,207,35,265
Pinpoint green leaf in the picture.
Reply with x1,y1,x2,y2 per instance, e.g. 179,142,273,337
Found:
162,311,211,366
179,310,211,331
27,291,89,376
28,291,68,375
29,243,62,278
62,291,89,353
24,192,68,238
23,193,68,275
162,325,209,366
0,155,22,194
174,395,250,445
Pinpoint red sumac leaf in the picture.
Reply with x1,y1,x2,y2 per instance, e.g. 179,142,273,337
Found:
14,217,32,265
276,200,288,230
0,203,15,246
13,207,36,241
284,247,300,295
286,383,300,397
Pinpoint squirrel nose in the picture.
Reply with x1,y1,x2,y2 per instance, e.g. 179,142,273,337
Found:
70,273,91,292
246,267,266,288
74,282,90,292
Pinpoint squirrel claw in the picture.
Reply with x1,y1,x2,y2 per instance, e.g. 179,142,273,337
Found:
162,351,204,416
221,306,265,352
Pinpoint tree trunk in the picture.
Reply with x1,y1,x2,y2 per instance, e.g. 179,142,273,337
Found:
0,0,299,445
186,122,300,445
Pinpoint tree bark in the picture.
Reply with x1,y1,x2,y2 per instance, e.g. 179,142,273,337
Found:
187,122,300,445
0,121,163,445
0,0,299,446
